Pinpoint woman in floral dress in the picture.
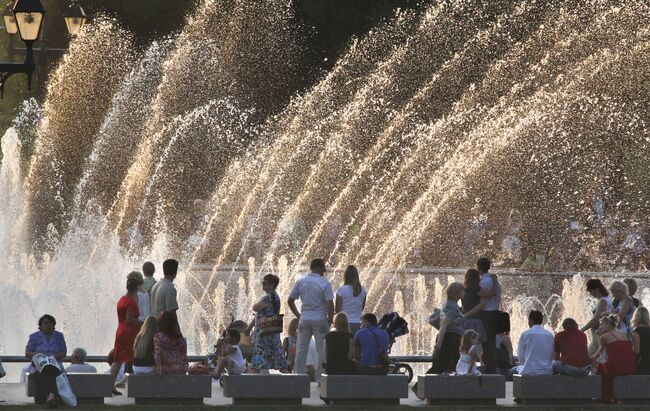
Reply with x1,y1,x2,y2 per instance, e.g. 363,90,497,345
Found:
249,274,289,372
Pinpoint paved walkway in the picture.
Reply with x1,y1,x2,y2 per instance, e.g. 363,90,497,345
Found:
0,381,645,409
0,381,516,408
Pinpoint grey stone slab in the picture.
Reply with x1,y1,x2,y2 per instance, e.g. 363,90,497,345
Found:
222,374,310,404
27,373,113,403
320,374,409,402
417,374,505,405
512,374,601,404
127,374,212,401
613,375,650,403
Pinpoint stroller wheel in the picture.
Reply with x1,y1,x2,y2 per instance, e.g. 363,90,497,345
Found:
392,363,413,383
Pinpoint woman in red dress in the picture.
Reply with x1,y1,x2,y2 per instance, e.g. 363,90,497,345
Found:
110,277,143,394
593,314,635,404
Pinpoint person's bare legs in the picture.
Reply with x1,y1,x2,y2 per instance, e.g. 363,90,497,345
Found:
213,357,227,379
109,362,123,395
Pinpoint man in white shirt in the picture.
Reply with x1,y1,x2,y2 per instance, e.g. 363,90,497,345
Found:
65,348,97,373
477,257,501,373
514,310,554,375
150,259,179,318
288,258,334,378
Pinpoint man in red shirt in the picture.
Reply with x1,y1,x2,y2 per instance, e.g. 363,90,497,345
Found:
553,318,592,376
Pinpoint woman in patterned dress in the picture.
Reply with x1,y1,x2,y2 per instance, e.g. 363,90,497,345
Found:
250,274,290,372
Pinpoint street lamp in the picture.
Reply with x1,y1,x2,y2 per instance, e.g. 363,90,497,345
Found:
62,2,86,36
0,0,44,97
12,0,45,41
2,2,17,34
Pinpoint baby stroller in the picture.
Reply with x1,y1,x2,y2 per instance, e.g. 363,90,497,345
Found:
378,312,414,382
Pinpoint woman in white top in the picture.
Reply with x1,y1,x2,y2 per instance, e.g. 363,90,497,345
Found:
335,265,366,334
581,279,612,355
127,271,151,320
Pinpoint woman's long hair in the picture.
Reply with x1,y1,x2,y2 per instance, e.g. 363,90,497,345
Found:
459,329,478,353
158,311,183,339
134,316,158,359
464,269,480,289
333,312,350,333
344,265,362,297
632,307,650,328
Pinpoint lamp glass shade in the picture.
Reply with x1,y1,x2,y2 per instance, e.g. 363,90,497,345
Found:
2,2,17,34
64,15,85,35
63,2,86,35
14,10,43,40
3,13,17,34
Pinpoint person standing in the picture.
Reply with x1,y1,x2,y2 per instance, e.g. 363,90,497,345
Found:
553,318,591,376
150,259,179,318
610,280,636,336
127,271,151,321
631,307,650,374
514,311,554,376
110,278,143,395
335,265,367,334
580,279,612,355
250,274,289,373
287,258,334,378
429,282,465,374
477,257,501,374
142,262,156,294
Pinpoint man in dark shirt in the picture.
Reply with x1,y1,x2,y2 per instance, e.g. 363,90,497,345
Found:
553,318,592,376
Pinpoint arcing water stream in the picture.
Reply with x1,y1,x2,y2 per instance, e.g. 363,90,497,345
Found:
1,0,649,367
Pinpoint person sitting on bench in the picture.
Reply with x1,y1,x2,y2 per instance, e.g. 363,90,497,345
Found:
353,313,389,375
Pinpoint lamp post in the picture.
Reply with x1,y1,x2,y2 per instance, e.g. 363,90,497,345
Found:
0,0,44,97
1,0,87,98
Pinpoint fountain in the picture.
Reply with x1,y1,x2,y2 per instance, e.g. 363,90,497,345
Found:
1,0,649,375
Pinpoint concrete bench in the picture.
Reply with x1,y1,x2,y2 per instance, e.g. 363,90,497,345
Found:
513,374,601,405
417,374,505,405
223,374,310,405
613,375,650,404
320,374,409,405
127,374,212,405
27,373,113,404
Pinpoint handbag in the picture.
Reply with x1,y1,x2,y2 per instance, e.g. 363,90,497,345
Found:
370,329,391,367
258,292,284,336
428,308,441,330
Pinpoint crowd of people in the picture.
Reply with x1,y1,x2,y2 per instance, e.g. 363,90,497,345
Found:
11,255,650,407
426,258,650,404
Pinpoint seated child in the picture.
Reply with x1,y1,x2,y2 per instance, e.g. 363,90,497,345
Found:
456,329,481,376
213,329,246,378
230,320,253,362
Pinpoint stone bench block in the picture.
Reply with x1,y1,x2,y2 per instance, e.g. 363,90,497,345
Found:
613,375,650,404
127,374,212,405
417,374,505,405
223,374,311,405
320,374,409,405
513,374,601,405
27,373,113,404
